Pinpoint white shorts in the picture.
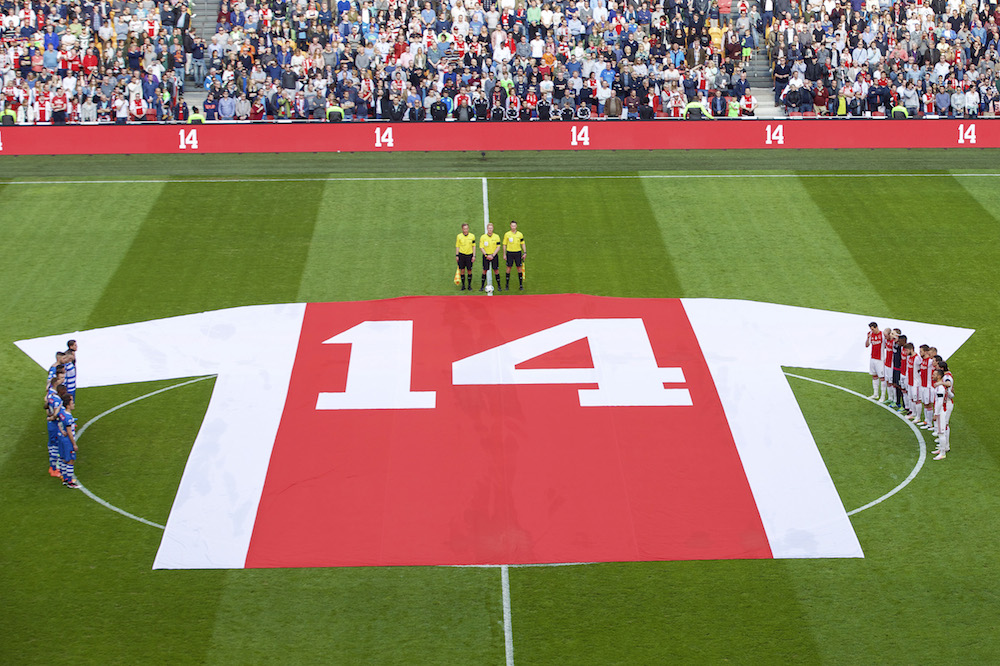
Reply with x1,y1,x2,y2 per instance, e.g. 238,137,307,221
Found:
869,358,883,377
920,386,931,404
882,364,893,381
939,404,952,430
909,382,920,403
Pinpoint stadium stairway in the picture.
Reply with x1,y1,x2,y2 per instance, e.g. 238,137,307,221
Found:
191,0,217,42
179,0,217,106
726,4,782,117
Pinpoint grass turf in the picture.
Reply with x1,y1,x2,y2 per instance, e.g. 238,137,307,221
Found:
1,152,998,664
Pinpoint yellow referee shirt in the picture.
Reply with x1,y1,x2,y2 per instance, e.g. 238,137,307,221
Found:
503,230,524,252
455,232,476,255
479,232,500,255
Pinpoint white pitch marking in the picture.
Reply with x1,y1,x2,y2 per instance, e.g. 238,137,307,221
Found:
67,371,917,538
782,372,927,516
3,173,1000,186
501,564,514,666
72,376,215,530
483,177,493,295
76,483,166,530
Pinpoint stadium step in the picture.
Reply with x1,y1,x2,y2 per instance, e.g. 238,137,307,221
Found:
191,0,217,42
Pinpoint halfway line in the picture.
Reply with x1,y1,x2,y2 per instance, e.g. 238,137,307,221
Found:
483,177,493,294
501,564,514,666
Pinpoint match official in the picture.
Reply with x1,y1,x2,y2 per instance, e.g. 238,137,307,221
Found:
479,222,502,292
455,223,477,291
503,220,526,291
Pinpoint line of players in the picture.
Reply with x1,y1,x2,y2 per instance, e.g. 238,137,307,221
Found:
866,323,954,461
43,341,80,488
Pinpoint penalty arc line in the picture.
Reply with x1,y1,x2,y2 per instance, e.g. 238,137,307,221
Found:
782,372,927,516
67,373,918,532
73,375,216,531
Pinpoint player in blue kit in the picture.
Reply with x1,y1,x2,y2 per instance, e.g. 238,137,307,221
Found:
47,351,67,386
55,394,79,489
45,368,66,478
63,340,77,400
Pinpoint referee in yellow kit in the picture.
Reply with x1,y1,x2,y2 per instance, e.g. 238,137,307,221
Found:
503,220,526,291
455,223,477,291
479,222,502,292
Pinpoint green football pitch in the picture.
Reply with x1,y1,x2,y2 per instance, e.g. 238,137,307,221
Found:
2,150,999,664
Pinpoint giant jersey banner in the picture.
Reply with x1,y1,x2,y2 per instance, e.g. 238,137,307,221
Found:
16,296,973,569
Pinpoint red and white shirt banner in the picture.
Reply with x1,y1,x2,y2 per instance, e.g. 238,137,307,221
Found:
16,296,974,569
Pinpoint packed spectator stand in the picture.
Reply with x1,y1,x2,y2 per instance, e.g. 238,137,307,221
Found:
1,0,999,125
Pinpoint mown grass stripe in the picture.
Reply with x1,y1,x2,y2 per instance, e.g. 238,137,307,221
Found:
484,174,685,298
86,180,327,328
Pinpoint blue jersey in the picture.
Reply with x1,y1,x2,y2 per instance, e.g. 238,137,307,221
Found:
45,386,63,417
57,406,76,439
64,360,77,392
47,364,60,387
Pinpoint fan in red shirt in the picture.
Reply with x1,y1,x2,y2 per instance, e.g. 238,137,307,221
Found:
50,89,67,124
67,49,82,74
250,97,266,120
523,89,538,115
82,48,99,76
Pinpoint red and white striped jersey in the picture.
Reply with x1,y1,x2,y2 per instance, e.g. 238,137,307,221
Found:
921,356,933,388
869,329,883,359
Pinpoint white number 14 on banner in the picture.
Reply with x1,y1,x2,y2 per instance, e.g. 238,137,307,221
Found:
315,318,690,410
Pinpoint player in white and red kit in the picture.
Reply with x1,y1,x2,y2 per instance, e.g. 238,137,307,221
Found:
865,321,883,398
904,342,919,419
931,365,953,460
880,328,895,402
918,346,937,430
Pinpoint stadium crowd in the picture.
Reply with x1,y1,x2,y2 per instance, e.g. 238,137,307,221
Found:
1,0,999,123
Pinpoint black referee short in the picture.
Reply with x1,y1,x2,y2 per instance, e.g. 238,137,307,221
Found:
482,254,499,270
892,368,901,385
457,253,474,269
506,250,522,267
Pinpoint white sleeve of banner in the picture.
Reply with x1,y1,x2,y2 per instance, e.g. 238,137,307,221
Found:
681,298,973,559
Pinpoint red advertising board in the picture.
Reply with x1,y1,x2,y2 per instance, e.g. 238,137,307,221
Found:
0,118,994,155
